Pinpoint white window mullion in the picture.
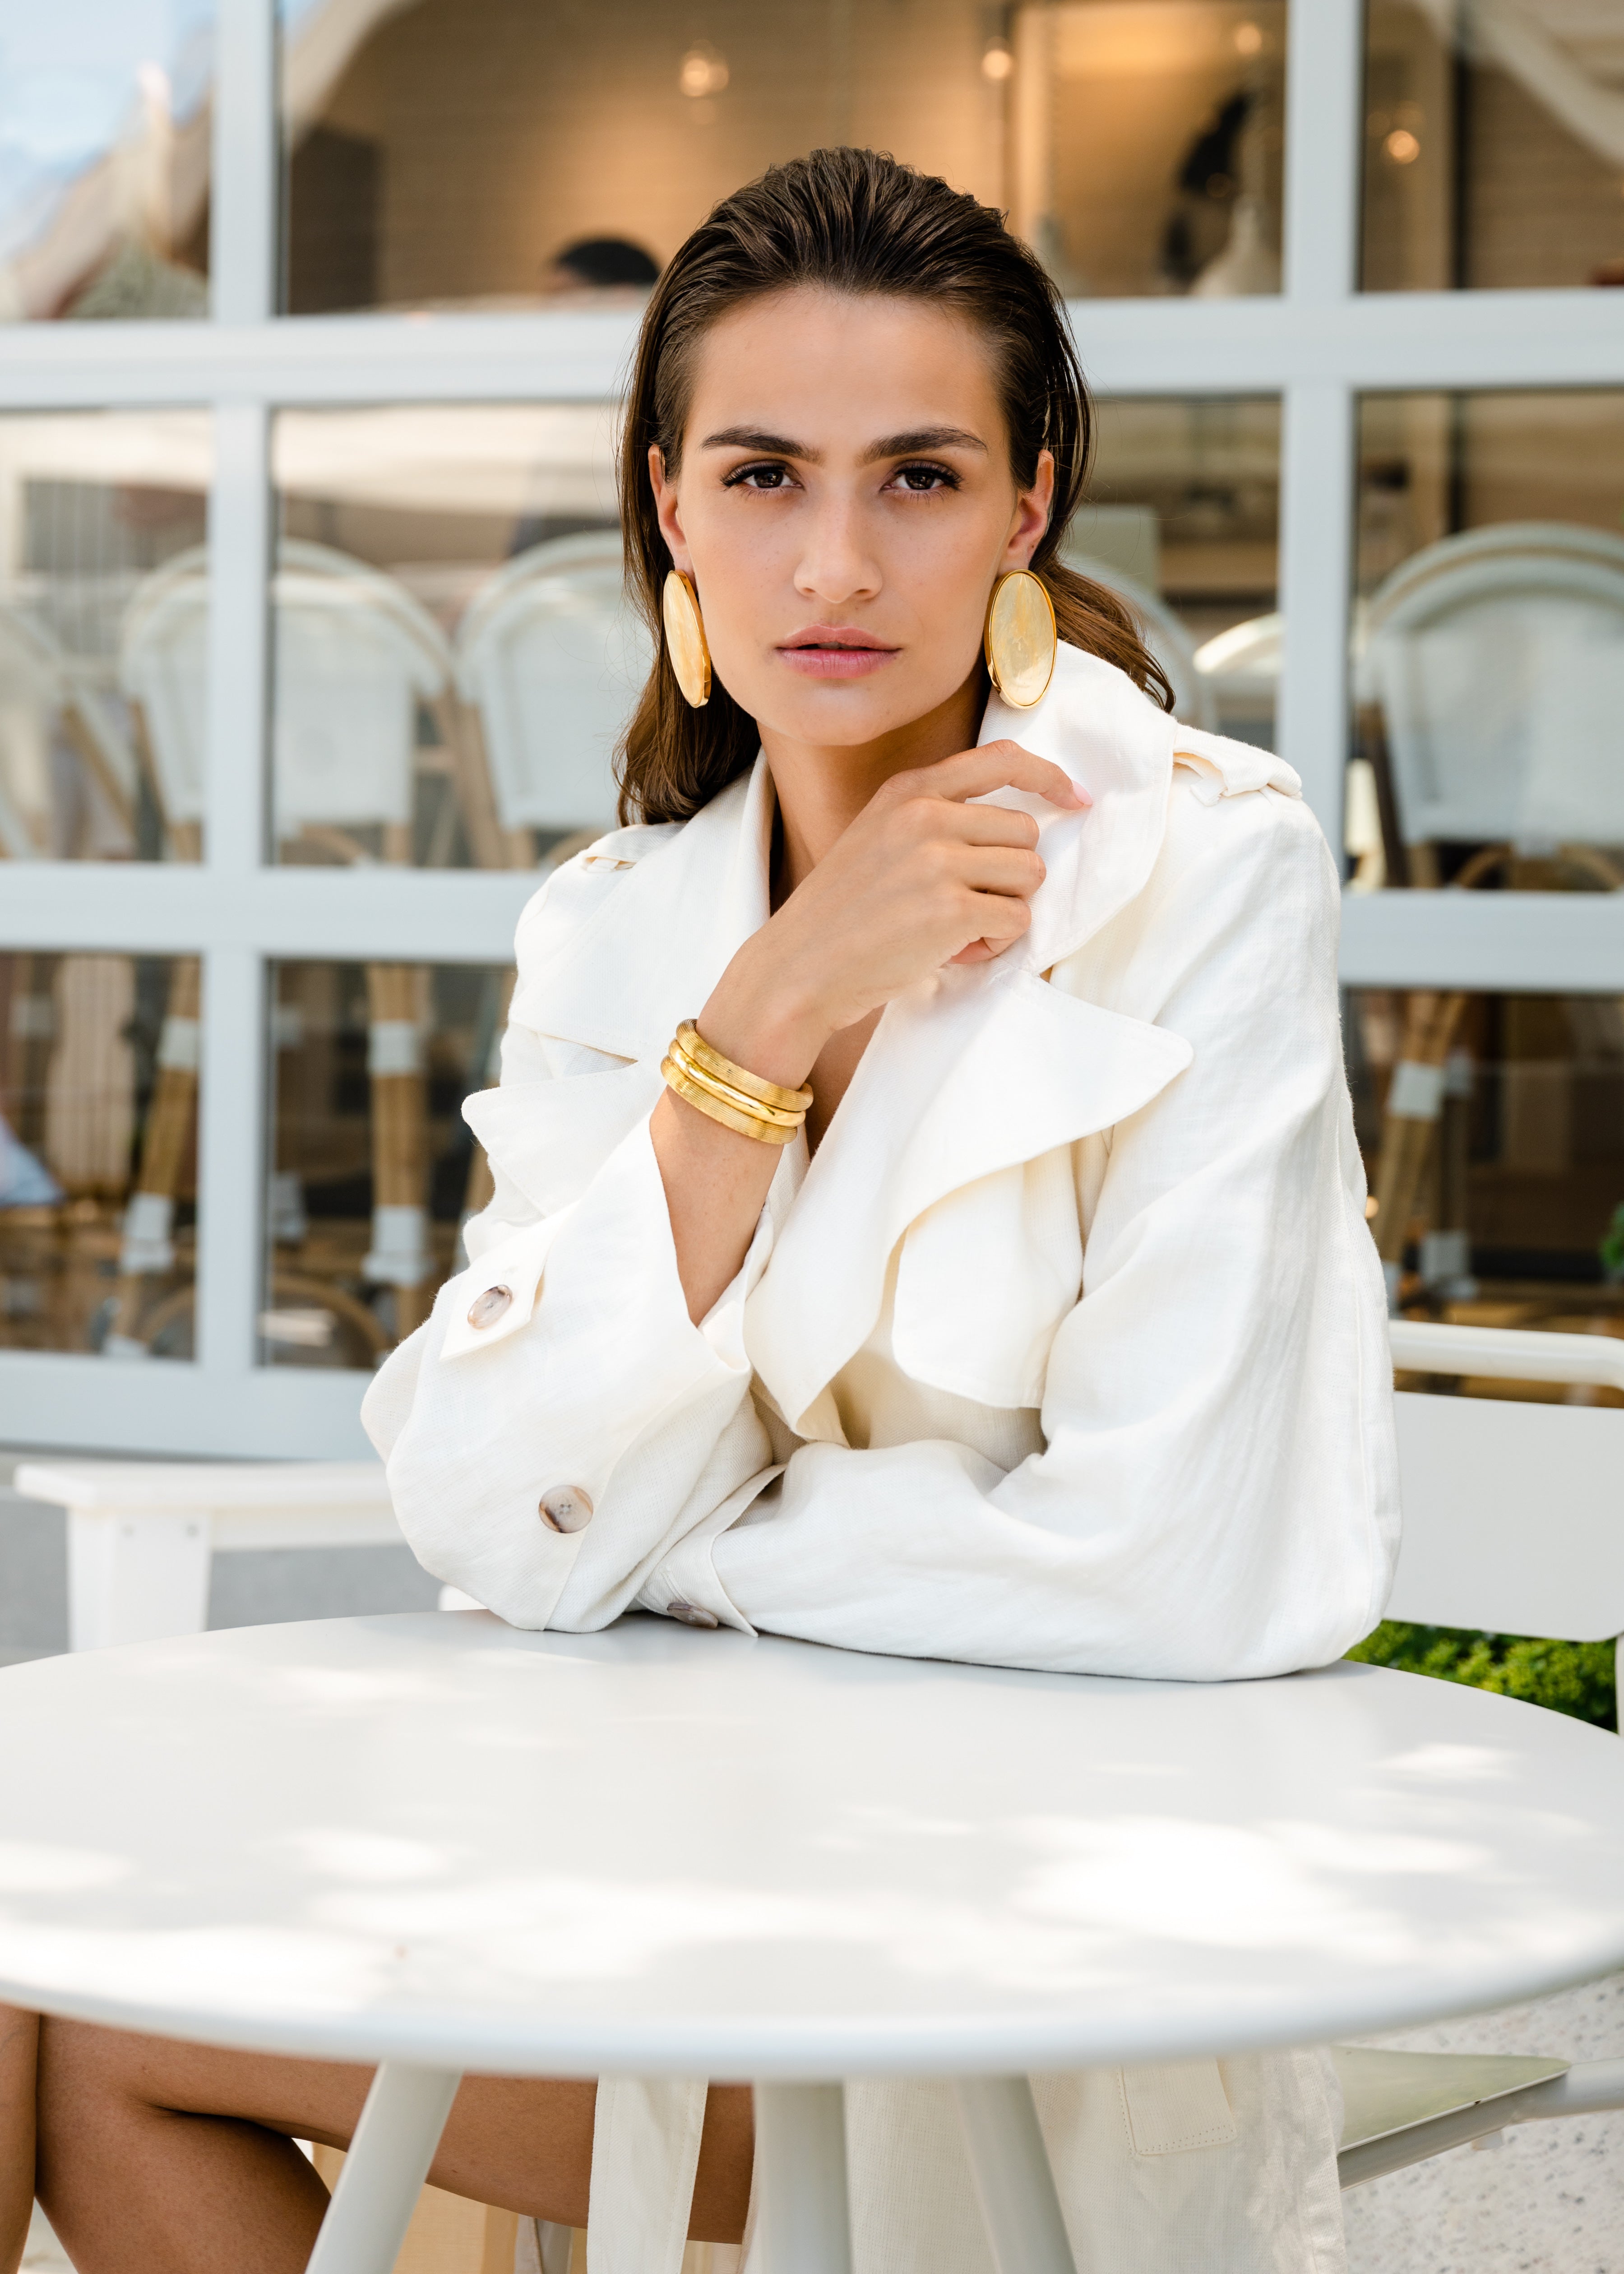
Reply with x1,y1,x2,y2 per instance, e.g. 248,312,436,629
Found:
1276,0,1363,855
194,944,268,1378
1276,380,1355,852
196,0,277,1391
211,0,278,327
1283,0,1364,303
194,398,273,1380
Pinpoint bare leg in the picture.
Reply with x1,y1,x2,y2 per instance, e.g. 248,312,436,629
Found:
37,2020,753,2274
0,2007,37,2274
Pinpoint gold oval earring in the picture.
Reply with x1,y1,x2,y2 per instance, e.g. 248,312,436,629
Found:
662,571,712,709
984,569,1057,709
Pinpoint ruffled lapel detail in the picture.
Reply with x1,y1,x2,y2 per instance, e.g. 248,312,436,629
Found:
742,960,1190,1433
473,648,1194,1428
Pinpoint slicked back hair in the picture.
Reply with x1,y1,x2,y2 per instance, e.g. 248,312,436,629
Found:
615,146,1173,826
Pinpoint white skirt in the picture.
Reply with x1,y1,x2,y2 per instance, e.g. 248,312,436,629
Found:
551,2052,1346,2274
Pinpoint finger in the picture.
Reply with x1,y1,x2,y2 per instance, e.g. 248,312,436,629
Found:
951,843,1046,898
930,801,1042,851
948,893,1034,963
915,741,1089,811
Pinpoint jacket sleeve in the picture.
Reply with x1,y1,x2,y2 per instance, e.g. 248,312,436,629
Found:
361,860,782,1635
709,783,1399,1681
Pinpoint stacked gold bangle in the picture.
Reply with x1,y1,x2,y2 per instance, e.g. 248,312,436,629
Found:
661,1020,813,1146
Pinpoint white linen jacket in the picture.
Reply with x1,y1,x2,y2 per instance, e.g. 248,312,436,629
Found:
364,640,1397,2274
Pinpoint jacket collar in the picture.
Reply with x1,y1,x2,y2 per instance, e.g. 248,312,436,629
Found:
487,647,1192,1426
520,643,1173,1059
978,639,1176,969
517,760,774,1065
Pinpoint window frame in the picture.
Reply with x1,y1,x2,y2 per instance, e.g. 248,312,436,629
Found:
0,0,1620,1454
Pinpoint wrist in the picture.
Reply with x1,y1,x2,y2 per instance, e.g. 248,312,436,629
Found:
695,959,830,1091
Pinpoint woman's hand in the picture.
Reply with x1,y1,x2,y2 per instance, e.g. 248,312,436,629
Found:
700,741,1087,1085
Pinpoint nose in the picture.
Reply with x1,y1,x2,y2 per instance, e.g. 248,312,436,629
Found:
793,492,881,608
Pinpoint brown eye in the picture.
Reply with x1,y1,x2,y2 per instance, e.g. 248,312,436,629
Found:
724,462,793,491
892,463,958,493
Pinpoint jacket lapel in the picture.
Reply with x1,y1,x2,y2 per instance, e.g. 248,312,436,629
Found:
475,647,1191,1430
745,648,1190,1431
511,760,775,1065
743,960,1191,1432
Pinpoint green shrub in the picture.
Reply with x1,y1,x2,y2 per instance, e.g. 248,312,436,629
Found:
1347,1622,1617,1732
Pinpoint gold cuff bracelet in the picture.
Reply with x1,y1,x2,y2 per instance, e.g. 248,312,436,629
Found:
662,1055,804,1144
661,1021,813,1146
673,1022,813,1115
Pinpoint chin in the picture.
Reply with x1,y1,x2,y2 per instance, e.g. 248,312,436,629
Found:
744,673,957,749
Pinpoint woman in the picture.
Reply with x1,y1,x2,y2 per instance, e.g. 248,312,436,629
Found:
28,149,1395,2273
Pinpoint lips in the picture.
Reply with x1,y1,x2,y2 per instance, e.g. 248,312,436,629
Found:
776,626,900,678
779,626,897,652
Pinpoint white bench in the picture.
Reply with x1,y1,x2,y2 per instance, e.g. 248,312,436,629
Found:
14,1461,405,1653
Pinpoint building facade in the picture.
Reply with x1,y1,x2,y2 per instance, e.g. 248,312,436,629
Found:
1,0,1621,1456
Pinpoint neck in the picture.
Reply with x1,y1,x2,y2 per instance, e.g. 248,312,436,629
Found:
763,666,986,899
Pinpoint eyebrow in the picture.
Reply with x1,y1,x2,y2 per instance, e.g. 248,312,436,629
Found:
699,424,989,463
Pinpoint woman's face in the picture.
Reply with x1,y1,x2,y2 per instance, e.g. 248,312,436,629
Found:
649,288,1053,750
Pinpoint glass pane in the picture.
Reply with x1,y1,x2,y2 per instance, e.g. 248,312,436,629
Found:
1072,394,1280,743
1362,1,1624,292
279,0,1283,310
271,405,627,869
1350,389,1624,893
0,950,199,1357
0,2,214,321
1014,2,1286,297
1347,985,1624,1383
0,412,213,861
264,959,512,1369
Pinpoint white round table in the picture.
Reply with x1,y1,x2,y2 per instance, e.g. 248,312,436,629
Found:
2,1612,1623,2274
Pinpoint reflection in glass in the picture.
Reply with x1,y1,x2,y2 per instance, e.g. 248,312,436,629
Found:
1013,2,1286,297
1350,389,1624,892
0,951,199,1357
279,0,1282,312
279,0,1009,312
1074,394,1280,743
272,406,639,869
0,2,214,321
1347,986,1624,1380
1362,2,1624,292
0,412,212,861
264,959,512,1369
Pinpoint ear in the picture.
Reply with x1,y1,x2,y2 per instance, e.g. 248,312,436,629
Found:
1003,448,1056,571
648,445,695,578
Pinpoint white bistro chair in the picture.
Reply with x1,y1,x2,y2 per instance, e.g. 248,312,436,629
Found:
1360,521,1624,870
118,543,463,1343
454,529,652,866
1334,1319,1624,2185
1357,525,1624,1299
0,604,136,859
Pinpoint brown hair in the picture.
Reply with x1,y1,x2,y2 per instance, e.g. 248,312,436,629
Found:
615,146,1173,826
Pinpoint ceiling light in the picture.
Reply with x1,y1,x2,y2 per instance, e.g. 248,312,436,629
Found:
1385,127,1421,165
981,41,1014,81
679,45,729,99
1234,22,1263,56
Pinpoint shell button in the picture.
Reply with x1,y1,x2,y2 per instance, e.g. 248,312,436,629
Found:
467,1284,513,1330
539,1485,594,1534
667,1600,719,1629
